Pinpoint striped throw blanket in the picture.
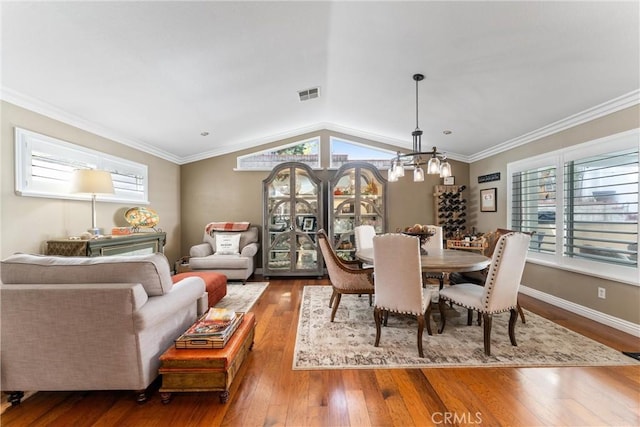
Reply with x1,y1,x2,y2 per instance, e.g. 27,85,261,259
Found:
205,222,251,233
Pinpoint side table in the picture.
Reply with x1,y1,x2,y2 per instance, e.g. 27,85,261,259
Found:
159,312,255,403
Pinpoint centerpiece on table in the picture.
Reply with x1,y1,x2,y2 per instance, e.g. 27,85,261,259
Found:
401,224,436,255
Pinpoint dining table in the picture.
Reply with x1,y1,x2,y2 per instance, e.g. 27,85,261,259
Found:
355,247,491,274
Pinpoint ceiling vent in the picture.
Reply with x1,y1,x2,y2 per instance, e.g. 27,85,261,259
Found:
298,87,320,101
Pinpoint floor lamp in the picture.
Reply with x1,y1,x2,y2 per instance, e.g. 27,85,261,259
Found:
70,169,115,235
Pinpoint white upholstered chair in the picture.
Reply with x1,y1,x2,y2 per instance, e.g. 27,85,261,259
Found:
372,233,437,358
317,229,375,322
421,225,445,288
354,225,376,268
438,232,531,356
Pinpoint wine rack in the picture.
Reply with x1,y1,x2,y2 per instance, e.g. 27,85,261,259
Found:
434,184,467,239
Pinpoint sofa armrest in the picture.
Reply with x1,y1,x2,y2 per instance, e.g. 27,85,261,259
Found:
190,243,213,257
133,276,205,330
240,242,259,258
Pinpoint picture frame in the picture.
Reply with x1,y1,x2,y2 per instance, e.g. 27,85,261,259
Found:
302,216,316,232
480,188,497,212
443,176,455,185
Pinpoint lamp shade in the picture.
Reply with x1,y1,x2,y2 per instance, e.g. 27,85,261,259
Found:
70,169,114,195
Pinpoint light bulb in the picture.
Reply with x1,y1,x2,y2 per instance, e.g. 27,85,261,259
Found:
413,166,425,182
440,159,452,178
427,156,441,174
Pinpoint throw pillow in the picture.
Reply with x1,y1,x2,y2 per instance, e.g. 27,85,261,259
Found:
216,233,241,255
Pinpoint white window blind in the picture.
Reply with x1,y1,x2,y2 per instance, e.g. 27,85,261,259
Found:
15,127,149,204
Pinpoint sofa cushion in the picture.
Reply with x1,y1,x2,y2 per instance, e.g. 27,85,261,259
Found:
189,254,252,270
204,226,259,254
1,252,174,296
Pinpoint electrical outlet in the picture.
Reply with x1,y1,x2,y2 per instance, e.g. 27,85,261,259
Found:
598,287,606,299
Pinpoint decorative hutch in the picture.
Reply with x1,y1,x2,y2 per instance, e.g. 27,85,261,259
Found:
328,162,387,261
262,162,324,277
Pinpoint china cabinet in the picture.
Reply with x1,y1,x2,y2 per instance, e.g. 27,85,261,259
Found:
329,162,387,261
262,162,324,277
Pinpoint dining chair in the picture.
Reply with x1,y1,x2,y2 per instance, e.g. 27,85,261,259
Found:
317,229,375,322
438,232,531,356
372,233,437,358
354,224,376,268
449,228,533,324
421,225,445,288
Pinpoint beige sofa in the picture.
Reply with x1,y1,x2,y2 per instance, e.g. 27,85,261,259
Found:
189,225,260,284
0,253,206,404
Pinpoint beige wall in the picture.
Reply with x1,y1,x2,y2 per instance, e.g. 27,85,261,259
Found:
1,101,182,263
470,105,640,324
180,129,470,263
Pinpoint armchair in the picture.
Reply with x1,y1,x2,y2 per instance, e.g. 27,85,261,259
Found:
189,222,260,284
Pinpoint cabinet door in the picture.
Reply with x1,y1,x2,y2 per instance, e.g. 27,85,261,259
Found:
329,162,387,261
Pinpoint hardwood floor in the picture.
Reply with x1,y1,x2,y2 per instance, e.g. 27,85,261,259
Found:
2,277,639,426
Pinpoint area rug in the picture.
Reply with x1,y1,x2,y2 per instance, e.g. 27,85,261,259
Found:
214,281,269,312
293,285,638,369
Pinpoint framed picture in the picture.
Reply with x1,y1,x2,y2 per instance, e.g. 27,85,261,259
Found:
302,216,316,232
480,188,497,212
443,176,455,185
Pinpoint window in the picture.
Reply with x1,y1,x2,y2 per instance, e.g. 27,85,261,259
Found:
236,137,320,170
330,137,395,169
508,129,639,284
15,127,149,204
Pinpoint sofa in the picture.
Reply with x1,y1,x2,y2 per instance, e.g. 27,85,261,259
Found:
189,222,260,284
0,252,206,404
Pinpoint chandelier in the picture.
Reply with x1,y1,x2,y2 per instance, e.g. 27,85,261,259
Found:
388,73,452,183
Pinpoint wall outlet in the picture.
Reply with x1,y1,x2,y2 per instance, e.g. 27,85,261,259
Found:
598,287,606,299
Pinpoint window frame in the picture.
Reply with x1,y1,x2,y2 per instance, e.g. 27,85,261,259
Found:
235,136,321,171
329,136,396,170
14,127,149,204
507,128,639,285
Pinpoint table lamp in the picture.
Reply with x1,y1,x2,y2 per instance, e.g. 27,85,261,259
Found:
70,169,115,235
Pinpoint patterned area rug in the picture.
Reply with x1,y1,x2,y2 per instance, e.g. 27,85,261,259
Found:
293,285,638,369
215,281,268,312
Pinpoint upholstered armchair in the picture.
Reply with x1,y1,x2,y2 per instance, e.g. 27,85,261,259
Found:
189,222,260,284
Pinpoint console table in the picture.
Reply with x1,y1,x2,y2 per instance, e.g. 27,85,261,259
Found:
46,232,166,257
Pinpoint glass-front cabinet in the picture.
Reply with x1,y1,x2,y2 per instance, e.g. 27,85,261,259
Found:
329,162,387,261
263,162,324,277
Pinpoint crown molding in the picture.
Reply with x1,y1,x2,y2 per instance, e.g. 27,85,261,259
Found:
468,89,640,163
0,87,182,164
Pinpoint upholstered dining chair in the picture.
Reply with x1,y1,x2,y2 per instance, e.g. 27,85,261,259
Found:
421,225,445,288
438,232,531,356
372,233,437,358
354,224,376,268
317,229,375,322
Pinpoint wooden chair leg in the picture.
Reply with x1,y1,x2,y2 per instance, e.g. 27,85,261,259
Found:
369,293,373,306
330,293,341,322
417,314,425,358
329,289,337,308
482,313,493,356
467,309,473,326
425,303,433,336
373,307,383,347
437,298,448,334
509,308,518,347
517,301,526,324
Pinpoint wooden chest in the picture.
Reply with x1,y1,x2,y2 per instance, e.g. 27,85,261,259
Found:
159,312,255,403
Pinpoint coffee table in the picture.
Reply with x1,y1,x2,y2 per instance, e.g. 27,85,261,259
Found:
159,312,256,403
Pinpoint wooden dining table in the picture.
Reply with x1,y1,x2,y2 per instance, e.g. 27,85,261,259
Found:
355,247,490,274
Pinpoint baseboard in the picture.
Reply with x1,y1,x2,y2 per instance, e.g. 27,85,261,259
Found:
519,285,640,338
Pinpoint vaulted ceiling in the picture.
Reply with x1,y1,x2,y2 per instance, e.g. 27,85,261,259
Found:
2,1,638,165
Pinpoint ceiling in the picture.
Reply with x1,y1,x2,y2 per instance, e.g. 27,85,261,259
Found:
2,1,638,165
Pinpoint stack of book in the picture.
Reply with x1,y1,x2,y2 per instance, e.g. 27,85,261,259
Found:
175,308,244,349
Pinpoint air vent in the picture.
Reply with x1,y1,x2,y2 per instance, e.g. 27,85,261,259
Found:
298,87,320,101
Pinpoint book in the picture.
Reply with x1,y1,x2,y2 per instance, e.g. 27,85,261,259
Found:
175,312,245,349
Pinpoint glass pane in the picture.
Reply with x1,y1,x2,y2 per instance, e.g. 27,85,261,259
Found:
564,148,638,266
330,137,394,169
238,137,320,169
295,234,318,270
294,168,317,197
267,234,291,270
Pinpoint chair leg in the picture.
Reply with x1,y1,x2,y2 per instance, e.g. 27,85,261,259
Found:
482,313,493,356
369,293,373,306
425,303,433,336
517,301,526,324
509,308,519,347
329,289,337,308
477,311,482,326
383,310,389,326
330,293,342,322
417,314,425,358
374,307,383,347
437,298,448,334
466,309,473,326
